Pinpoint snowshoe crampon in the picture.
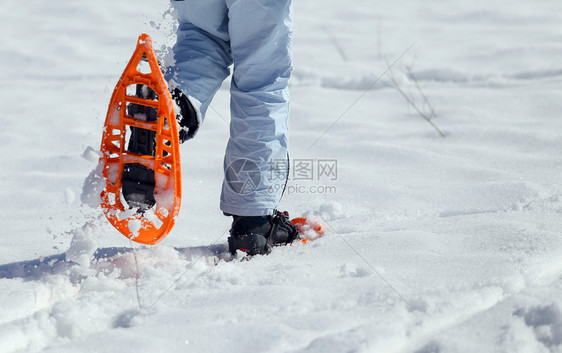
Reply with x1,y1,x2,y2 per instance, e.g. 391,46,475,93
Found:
99,34,181,245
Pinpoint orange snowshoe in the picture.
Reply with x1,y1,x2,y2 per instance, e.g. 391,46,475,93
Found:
99,34,181,245
291,217,326,244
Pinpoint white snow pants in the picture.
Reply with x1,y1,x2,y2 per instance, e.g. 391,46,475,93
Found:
166,0,293,216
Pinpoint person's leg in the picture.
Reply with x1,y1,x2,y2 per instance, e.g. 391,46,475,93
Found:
166,0,233,118
220,0,294,216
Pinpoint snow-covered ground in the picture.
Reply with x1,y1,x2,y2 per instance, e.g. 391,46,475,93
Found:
2,0,562,352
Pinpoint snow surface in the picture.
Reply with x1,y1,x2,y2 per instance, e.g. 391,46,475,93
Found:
2,0,562,352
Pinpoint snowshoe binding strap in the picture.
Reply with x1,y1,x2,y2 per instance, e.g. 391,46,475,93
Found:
266,210,300,247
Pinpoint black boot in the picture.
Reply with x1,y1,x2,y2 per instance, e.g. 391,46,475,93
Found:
122,84,158,210
228,211,299,256
121,84,198,211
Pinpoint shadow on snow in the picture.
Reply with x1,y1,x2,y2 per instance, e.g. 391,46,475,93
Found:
0,244,229,281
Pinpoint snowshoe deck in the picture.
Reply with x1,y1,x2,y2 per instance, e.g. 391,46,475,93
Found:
99,34,181,245
291,217,326,244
